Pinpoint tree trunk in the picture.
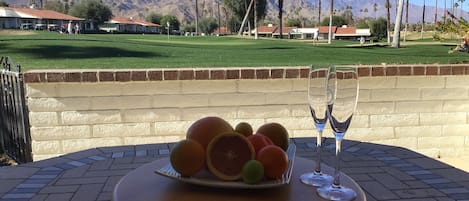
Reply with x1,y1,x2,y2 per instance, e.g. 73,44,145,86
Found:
195,0,199,35
404,0,409,42
328,0,333,44
435,0,438,24
421,0,425,39
254,0,258,39
318,0,321,25
386,0,391,44
279,0,283,39
392,0,404,48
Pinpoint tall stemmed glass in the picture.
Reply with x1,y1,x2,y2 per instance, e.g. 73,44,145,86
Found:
299,66,334,187
317,65,359,201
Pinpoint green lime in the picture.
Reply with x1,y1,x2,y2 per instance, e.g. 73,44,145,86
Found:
242,160,264,184
235,122,253,137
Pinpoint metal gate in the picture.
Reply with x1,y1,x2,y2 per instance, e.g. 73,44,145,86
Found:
0,56,32,164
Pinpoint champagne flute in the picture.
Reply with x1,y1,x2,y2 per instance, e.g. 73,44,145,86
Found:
317,65,359,201
299,66,333,187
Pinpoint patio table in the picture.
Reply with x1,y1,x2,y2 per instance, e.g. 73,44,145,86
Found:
112,156,366,201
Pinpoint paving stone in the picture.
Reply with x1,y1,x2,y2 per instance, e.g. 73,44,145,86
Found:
388,199,438,201
112,157,133,164
370,173,409,190
62,149,103,160
0,179,23,194
413,174,442,180
45,193,74,201
83,169,130,177
394,188,446,199
17,184,46,188
123,151,135,157
61,165,90,178
135,150,147,157
102,176,122,192
423,178,451,185
0,166,39,179
29,194,48,201
358,181,399,200
348,174,373,182
30,175,58,179
38,186,80,194
2,193,35,199
88,160,113,171
449,193,469,200
54,163,77,170
381,167,416,181
97,192,112,201
342,167,384,174
98,146,134,153
440,188,469,194
0,198,30,201
109,163,144,170
67,161,87,167
77,158,95,164
111,152,124,158
430,182,463,189
70,184,103,201
88,156,107,161
55,177,108,185
158,149,170,155
406,170,433,175
407,158,453,169
10,187,41,193
433,168,469,182
404,180,431,189
24,157,72,168
22,179,53,185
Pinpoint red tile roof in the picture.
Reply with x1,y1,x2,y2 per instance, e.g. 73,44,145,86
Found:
318,26,337,34
110,17,160,26
273,26,297,34
256,26,277,33
214,27,230,34
8,7,82,20
336,27,357,35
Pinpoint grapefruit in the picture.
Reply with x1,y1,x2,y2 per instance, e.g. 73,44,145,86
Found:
206,132,255,181
257,123,290,151
256,145,289,179
242,160,264,184
235,122,253,137
247,134,274,156
186,116,234,150
170,139,205,177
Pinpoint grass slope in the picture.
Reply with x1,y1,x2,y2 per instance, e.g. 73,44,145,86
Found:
0,31,468,71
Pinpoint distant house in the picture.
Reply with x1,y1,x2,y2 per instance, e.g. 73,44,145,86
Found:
335,26,371,40
100,17,161,33
318,26,338,40
0,7,83,31
249,25,297,38
291,28,319,39
213,27,231,36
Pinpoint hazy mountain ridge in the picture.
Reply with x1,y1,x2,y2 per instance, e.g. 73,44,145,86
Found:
5,0,468,25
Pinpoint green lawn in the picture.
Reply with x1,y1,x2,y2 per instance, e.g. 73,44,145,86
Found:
0,30,468,71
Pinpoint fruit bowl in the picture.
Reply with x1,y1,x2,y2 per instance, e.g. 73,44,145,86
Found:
154,144,296,189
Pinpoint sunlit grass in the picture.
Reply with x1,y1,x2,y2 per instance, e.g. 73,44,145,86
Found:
0,30,467,71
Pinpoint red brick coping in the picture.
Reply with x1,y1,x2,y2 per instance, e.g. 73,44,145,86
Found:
23,65,469,83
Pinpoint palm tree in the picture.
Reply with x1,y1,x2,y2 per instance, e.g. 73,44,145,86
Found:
385,0,391,44
328,0,333,44
279,0,283,39
404,0,409,42
435,0,438,24
392,0,404,48
318,0,321,25
195,0,199,35
373,3,378,18
421,0,425,39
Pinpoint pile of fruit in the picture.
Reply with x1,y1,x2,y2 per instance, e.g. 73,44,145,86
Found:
170,116,290,184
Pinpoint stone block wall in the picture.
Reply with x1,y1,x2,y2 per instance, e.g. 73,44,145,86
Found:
23,65,469,161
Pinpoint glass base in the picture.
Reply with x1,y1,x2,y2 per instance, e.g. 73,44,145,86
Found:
299,172,334,187
317,184,357,201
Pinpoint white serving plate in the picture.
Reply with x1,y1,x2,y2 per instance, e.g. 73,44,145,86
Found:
155,144,296,189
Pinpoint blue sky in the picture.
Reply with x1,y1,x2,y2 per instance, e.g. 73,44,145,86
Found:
411,0,464,8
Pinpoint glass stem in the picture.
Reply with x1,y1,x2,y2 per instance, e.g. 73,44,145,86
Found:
315,130,323,173
333,139,342,186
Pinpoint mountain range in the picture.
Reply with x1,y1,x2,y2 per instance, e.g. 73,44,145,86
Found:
6,0,469,26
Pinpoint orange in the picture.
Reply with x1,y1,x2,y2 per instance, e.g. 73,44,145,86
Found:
256,123,290,151
242,160,264,184
186,116,234,150
235,122,253,137
247,134,274,156
256,145,288,179
206,132,255,181
170,139,205,177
